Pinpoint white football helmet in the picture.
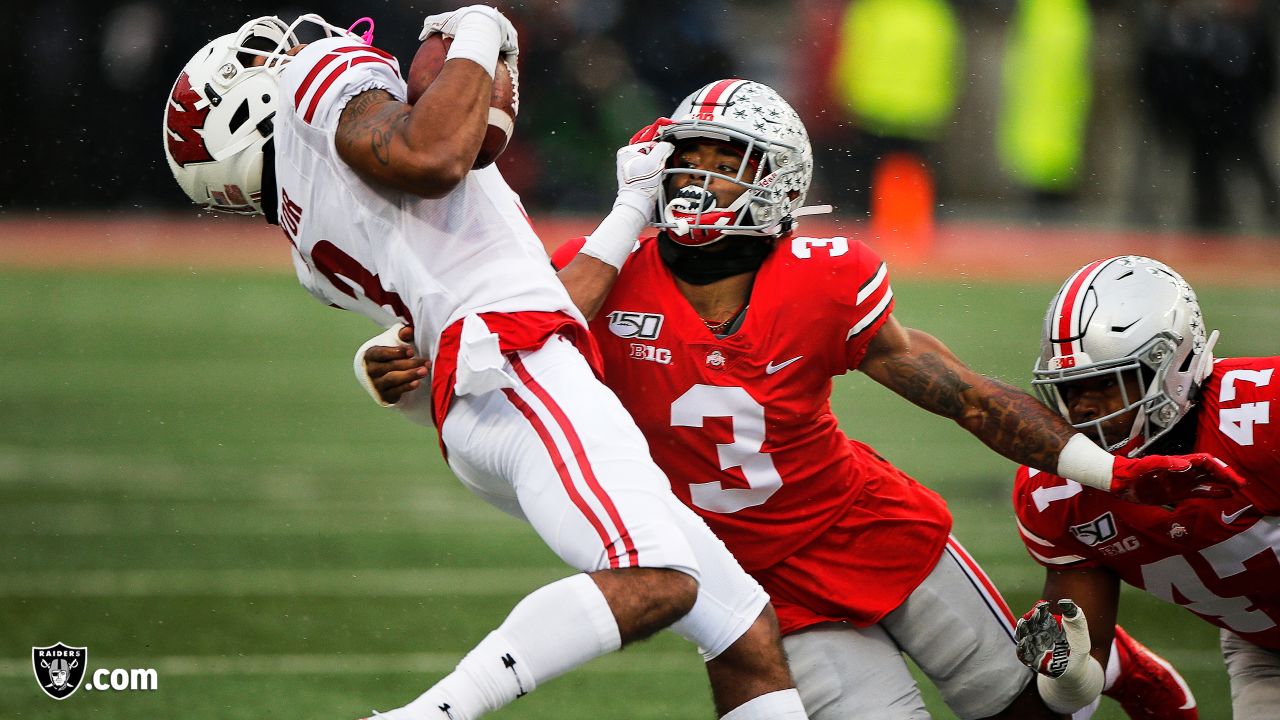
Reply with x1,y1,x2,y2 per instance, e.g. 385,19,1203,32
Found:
653,79,815,246
163,14,357,214
1032,256,1218,455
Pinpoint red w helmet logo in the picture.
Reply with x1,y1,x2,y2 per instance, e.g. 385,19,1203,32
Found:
165,72,215,167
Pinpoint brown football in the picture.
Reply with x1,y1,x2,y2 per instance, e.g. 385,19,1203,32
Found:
407,34,517,169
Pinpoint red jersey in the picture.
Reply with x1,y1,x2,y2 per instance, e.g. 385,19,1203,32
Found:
1014,357,1280,649
557,234,952,620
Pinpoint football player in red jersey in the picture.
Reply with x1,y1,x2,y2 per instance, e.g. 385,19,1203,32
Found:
363,82,1245,718
1012,256,1279,719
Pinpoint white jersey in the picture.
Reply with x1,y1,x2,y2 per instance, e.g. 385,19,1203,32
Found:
271,37,579,358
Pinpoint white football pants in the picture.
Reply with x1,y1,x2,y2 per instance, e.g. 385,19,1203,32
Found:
440,334,767,659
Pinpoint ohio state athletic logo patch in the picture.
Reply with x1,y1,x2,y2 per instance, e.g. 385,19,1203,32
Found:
32,643,87,700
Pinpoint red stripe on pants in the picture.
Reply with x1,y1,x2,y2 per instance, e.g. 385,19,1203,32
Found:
502,386,623,569
510,354,640,567
946,537,1015,628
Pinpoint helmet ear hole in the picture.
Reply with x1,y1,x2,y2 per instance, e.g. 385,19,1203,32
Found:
228,99,251,134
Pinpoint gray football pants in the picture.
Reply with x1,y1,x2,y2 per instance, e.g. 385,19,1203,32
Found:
782,539,1034,719
1222,628,1280,720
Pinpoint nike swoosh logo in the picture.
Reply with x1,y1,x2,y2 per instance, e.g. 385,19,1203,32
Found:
1222,505,1254,524
765,356,803,375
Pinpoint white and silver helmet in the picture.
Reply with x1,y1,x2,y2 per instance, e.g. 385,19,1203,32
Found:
163,14,357,214
1033,256,1218,455
653,79,815,246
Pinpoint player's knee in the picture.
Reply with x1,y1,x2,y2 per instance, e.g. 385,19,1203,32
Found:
637,566,698,626
718,605,791,679
591,567,698,644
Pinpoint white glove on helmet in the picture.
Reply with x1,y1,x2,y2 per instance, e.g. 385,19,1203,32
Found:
614,141,675,218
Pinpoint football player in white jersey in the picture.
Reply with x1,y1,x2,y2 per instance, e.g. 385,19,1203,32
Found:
359,79,1249,719
162,7,809,720
1013,257,1280,719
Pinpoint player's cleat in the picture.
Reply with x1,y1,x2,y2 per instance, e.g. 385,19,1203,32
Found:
1104,625,1197,719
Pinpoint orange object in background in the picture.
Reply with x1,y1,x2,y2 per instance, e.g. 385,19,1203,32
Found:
871,151,935,264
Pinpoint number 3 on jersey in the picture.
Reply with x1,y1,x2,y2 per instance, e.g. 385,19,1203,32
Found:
670,384,782,513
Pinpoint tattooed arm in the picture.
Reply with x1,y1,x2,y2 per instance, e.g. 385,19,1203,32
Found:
334,59,491,198
858,315,1076,473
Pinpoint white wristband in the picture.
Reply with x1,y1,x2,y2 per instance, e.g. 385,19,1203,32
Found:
1056,434,1115,491
354,324,411,408
579,204,645,270
1036,655,1105,714
445,12,501,77
614,186,657,217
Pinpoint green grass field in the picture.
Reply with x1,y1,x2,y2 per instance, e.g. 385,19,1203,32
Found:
3,268,1275,718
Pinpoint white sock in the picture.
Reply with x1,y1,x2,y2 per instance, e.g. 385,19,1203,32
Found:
1070,697,1101,720
1102,638,1121,691
380,573,620,720
721,689,809,720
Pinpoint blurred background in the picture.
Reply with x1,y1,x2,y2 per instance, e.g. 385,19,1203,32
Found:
3,0,1280,232
2,1,1279,719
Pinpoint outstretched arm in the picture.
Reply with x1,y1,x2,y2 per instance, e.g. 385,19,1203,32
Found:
558,255,622,322
555,136,674,320
858,317,1244,503
859,317,1076,471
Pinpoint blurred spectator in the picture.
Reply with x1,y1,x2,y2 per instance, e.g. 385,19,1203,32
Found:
6,0,1279,232
997,0,1093,208
1,0,425,213
1137,0,1278,230
497,0,736,212
496,0,664,212
825,0,961,218
787,0,851,204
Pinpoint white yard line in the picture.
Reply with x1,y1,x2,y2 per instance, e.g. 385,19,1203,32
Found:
0,502,523,535
0,650,697,677
0,567,570,597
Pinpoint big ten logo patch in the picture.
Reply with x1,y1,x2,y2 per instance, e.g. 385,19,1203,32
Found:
630,343,672,365
608,311,664,340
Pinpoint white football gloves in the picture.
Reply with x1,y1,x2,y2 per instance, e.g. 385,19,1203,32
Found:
419,5,518,78
1015,599,1105,713
614,141,675,218
579,140,674,271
